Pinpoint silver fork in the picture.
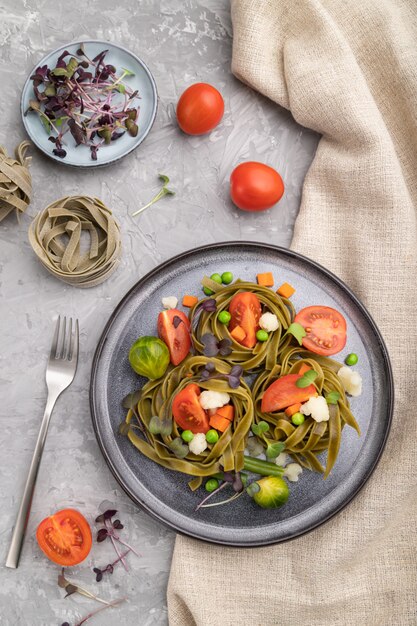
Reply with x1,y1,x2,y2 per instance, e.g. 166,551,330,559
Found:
6,316,79,569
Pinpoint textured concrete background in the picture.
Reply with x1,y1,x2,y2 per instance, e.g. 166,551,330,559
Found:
0,1,319,624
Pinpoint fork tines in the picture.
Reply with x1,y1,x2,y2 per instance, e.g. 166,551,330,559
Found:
50,316,79,361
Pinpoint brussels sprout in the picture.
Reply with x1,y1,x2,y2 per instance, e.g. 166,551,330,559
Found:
128,336,170,379
252,476,289,509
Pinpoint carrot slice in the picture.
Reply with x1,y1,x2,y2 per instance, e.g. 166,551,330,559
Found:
284,402,302,417
209,414,231,432
277,282,295,298
298,363,311,376
182,295,198,308
216,404,234,421
257,272,274,287
230,325,246,342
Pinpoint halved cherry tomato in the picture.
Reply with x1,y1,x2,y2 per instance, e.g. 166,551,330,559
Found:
172,384,210,434
176,83,224,135
229,292,262,348
157,309,191,366
36,508,92,566
230,162,284,212
261,373,316,413
294,306,347,356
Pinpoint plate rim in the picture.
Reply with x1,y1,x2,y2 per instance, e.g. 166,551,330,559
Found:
89,241,394,546
20,39,158,168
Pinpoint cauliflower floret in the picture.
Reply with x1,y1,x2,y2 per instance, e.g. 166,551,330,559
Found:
188,432,208,455
275,452,289,467
161,296,178,309
199,390,230,410
300,396,330,422
259,312,279,332
337,366,362,397
284,463,303,482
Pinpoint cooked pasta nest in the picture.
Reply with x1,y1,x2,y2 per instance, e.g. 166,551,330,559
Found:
252,346,361,478
123,355,253,490
189,280,295,371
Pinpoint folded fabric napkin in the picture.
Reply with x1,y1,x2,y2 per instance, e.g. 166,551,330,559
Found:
168,1,417,623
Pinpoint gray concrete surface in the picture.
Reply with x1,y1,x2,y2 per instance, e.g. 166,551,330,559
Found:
0,1,319,624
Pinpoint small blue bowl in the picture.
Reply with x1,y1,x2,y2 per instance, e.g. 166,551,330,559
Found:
21,40,158,168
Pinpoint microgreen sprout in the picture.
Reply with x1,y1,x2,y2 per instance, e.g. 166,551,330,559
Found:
131,174,175,217
195,470,245,510
26,47,140,161
93,549,131,582
201,333,232,358
199,361,243,389
95,509,141,572
58,569,112,605
286,323,307,345
190,298,217,334
251,421,269,436
325,390,341,404
60,596,127,626
296,369,318,388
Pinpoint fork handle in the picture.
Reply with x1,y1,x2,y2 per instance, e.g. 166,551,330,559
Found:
6,392,59,569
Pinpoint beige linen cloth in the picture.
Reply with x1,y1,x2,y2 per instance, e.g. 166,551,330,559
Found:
168,1,417,624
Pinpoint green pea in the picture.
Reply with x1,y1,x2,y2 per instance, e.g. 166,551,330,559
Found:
218,310,231,325
205,478,219,492
292,412,305,426
345,353,358,366
181,430,194,442
221,271,233,285
206,429,219,444
210,273,222,284
256,329,269,342
203,286,214,296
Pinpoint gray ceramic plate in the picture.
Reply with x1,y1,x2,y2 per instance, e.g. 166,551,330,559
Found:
90,242,393,546
21,40,157,167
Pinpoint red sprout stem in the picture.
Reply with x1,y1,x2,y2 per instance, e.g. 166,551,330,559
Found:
104,519,128,572
195,481,229,511
114,536,141,558
75,597,127,626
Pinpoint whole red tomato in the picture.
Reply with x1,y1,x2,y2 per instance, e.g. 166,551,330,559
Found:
230,162,284,212
176,83,224,135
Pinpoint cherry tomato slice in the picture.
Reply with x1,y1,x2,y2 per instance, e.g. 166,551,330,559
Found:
157,309,191,366
36,508,92,566
172,383,210,434
261,373,316,413
294,306,347,356
176,83,224,135
229,292,262,348
230,162,284,212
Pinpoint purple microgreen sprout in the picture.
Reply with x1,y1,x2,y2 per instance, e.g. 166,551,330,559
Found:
93,549,130,582
131,174,175,217
26,47,140,161
95,509,141,572
60,596,127,626
199,361,242,389
201,333,232,358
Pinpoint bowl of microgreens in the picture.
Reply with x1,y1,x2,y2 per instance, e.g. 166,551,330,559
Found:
21,40,158,167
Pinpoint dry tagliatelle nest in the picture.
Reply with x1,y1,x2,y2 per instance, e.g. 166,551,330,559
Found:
0,141,32,221
28,195,121,287
122,355,254,491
